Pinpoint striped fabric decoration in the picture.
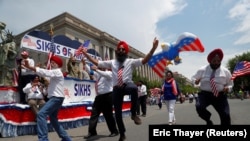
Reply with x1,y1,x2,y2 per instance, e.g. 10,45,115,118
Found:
210,70,219,97
117,66,123,86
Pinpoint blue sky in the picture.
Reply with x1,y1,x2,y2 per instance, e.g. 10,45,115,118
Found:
1,0,250,79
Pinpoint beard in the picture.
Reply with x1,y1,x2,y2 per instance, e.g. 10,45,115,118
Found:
116,53,128,63
210,63,221,70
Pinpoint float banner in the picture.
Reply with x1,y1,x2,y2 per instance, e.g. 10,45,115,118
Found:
63,78,96,104
20,32,102,61
149,125,250,141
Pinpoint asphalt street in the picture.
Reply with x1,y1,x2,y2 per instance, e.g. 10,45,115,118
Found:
1,99,250,141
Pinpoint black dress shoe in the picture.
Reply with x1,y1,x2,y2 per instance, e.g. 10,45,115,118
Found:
119,135,126,141
83,133,97,139
131,115,142,125
109,132,119,137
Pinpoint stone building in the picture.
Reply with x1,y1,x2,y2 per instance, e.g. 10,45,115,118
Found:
14,12,160,81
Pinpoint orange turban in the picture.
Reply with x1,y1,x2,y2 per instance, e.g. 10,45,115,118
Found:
207,48,223,63
117,41,129,54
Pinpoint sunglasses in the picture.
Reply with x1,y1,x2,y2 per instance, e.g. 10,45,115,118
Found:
117,48,126,52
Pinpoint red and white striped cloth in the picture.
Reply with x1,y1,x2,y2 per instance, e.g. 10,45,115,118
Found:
150,88,161,97
210,70,219,97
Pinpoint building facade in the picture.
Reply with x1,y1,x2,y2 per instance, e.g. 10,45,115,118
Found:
14,12,160,81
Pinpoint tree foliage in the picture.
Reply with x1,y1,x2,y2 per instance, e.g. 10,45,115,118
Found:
174,75,199,94
132,70,162,95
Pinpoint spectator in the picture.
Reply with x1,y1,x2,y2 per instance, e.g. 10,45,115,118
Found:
179,93,185,104
189,93,194,103
149,95,156,106
19,51,36,104
136,80,147,117
161,70,180,125
67,53,81,79
22,75,46,120
239,89,244,100
157,94,163,109
80,57,91,80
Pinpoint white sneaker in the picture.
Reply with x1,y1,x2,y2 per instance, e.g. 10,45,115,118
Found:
169,122,172,125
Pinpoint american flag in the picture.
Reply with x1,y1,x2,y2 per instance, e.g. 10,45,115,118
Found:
22,35,36,47
148,52,170,78
150,88,161,97
231,61,250,80
74,40,90,56
46,37,56,70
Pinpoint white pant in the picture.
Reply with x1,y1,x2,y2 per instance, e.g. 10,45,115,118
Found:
164,99,176,123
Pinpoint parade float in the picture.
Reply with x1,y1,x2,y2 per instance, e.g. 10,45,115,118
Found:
0,23,131,137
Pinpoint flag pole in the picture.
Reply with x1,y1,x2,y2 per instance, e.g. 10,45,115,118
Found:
46,24,54,69
50,23,54,37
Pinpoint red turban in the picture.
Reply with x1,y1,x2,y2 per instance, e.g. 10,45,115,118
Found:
117,41,129,54
207,48,223,63
51,56,63,68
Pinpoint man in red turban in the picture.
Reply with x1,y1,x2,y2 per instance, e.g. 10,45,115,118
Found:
51,55,63,68
207,48,223,70
191,48,233,125
116,41,129,63
23,56,72,141
81,38,159,141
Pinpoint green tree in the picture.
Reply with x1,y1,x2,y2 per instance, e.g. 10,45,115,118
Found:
173,73,198,94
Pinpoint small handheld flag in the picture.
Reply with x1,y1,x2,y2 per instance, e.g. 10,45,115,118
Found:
74,40,90,57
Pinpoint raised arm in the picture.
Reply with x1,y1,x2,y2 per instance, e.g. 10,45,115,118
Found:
23,59,37,72
81,50,99,66
142,37,159,64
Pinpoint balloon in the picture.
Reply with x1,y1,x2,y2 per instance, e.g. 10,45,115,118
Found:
148,32,205,78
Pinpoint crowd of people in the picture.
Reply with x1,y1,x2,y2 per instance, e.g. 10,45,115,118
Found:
8,37,241,141
14,37,159,141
